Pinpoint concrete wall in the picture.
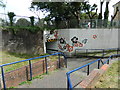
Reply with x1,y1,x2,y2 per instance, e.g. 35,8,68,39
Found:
47,28,119,56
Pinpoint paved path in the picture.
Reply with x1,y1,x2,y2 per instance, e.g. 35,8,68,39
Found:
18,57,118,88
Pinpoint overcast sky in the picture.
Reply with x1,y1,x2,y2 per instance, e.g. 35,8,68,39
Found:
0,0,119,20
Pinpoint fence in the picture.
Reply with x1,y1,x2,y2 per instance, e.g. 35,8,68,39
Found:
66,50,120,90
0,52,67,89
45,19,120,29
0,13,120,29
75,48,119,58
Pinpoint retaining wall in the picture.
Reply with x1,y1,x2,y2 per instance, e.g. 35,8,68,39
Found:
47,29,119,56
2,30,44,55
1,57,65,88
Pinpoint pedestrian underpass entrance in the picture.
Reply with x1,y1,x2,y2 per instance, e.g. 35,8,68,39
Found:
18,48,119,88
1,48,120,89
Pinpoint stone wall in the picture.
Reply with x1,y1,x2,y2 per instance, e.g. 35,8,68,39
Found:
2,29,44,55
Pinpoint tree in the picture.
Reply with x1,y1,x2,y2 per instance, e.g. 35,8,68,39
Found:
8,12,16,26
29,5,41,21
30,2,87,28
110,7,119,27
16,18,31,27
83,2,98,28
98,0,104,28
29,16,35,26
104,1,110,28
0,0,6,8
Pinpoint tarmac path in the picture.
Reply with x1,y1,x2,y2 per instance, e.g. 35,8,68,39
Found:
18,57,118,88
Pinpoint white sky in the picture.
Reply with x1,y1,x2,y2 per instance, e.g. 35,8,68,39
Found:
0,0,120,20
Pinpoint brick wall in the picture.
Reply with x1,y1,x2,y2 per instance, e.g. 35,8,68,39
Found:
3,58,65,88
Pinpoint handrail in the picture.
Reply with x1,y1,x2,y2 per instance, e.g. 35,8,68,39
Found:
1,52,67,90
0,52,62,67
75,48,119,57
66,54,120,90
103,54,120,64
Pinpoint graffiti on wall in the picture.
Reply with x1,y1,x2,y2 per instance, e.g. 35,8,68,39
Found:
58,38,74,52
45,30,58,42
82,39,88,44
93,35,97,39
58,36,88,52
71,36,84,47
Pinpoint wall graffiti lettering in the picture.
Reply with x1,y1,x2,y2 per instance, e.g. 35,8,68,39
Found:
58,38,74,52
59,38,66,44
58,36,88,52
71,36,78,43
47,39,57,42
93,35,97,39
71,36,84,47
45,30,58,42
82,39,88,44
54,31,58,39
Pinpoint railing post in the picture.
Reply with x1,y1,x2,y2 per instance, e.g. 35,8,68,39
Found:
67,75,69,90
107,59,109,64
67,74,72,90
65,57,67,68
29,60,32,81
117,48,119,54
98,60,100,69
45,57,48,74
86,49,88,57
102,49,104,58
100,59,104,65
58,54,61,68
1,66,6,90
87,65,90,75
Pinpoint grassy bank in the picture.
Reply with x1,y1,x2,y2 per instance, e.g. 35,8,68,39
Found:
94,60,119,88
1,51,59,73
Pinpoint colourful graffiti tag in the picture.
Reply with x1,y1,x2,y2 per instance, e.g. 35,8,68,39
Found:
71,36,85,47
93,35,97,39
82,39,88,44
54,30,58,39
58,36,88,52
45,30,58,42
73,43,83,47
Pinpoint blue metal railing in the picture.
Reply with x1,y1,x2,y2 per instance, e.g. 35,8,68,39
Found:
0,52,67,89
66,54,120,90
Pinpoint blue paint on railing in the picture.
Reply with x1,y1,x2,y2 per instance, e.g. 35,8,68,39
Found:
0,52,67,90
66,52,120,90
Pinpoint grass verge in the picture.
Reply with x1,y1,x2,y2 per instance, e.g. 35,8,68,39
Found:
1,51,59,73
94,60,119,88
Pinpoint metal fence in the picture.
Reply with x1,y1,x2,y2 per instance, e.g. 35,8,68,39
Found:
75,48,119,58
0,52,67,89
66,48,120,90
46,19,120,29
0,13,120,29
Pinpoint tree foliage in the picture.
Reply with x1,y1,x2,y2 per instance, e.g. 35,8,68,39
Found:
30,1,98,28
16,18,31,27
0,0,6,8
8,12,16,26
30,2,89,28
83,2,98,19
110,6,119,27
104,1,109,28
29,16,35,26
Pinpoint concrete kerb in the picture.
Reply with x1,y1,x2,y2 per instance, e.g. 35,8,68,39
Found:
77,64,109,88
